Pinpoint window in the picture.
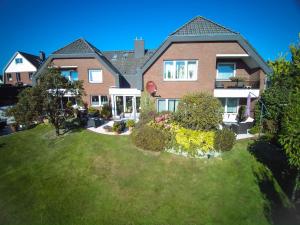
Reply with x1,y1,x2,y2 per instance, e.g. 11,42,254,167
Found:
218,98,238,113
88,69,102,83
158,99,166,112
7,73,12,81
91,96,100,106
227,98,238,113
16,73,21,82
15,58,23,64
61,70,78,81
125,96,133,113
217,63,236,80
28,72,33,80
164,60,197,81
91,95,108,106
101,96,108,105
168,99,179,112
157,99,180,112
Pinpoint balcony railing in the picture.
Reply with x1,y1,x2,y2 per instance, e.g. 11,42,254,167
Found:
215,79,260,89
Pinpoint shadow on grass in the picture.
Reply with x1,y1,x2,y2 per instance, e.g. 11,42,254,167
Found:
0,142,6,149
248,138,300,225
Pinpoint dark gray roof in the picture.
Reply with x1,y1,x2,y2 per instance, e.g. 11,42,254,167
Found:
103,49,155,75
34,38,121,86
53,38,97,54
171,16,237,36
142,16,271,77
19,52,42,68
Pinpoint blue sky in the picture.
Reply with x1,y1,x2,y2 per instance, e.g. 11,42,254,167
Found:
0,0,300,72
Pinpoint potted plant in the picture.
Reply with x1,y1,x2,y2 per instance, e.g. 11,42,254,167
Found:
229,76,245,88
100,104,112,120
126,119,135,131
88,107,99,117
112,121,125,134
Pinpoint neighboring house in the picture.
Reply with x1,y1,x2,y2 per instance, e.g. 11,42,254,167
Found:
3,51,44,86
34,16,271,123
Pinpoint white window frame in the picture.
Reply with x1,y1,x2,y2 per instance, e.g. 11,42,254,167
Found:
157,98,180,112
220,98,239,114
29,72,33,80
16,72,21,82
91,95,108,107
216,62,236,81
60,70,78,82
15,58,23,64
163,60,198,81
7,73,12,81
88,69,103,83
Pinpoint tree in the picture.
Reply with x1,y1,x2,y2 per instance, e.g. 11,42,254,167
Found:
259,36,300,202
39,68,84,135
278,40,300,202
139,92,156,124
6,87,43,127
8,67,84,136
174,92,223,130
256,41,300,139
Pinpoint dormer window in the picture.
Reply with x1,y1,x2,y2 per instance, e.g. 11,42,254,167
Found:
15,58,23,64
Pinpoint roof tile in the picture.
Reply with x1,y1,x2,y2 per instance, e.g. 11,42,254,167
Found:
171,16,237,36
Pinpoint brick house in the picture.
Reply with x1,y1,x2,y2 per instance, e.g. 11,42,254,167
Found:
34,16,271,123
3,51,44,86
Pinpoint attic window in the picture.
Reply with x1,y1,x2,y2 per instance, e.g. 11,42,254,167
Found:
15,58,23,64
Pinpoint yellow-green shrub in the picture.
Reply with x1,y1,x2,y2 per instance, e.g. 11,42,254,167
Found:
171,124,215,154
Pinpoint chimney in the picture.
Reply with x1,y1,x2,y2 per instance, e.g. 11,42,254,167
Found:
39,51,45,61
134,37,144,58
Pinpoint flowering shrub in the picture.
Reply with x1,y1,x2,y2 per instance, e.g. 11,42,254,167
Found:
171,124,215,154
147,120,215,156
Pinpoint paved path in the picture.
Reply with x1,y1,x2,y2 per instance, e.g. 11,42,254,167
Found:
87,121,131,135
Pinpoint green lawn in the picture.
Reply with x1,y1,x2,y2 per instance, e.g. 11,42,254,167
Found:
0,125,271,225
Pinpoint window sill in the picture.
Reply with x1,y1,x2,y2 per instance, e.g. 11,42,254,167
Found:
163,79,197,82
216,79,232,81
89,81,103,84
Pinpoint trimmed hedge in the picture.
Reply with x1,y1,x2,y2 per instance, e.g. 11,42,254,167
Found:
214,128,236,151
174,92,223,130
171,125,215,154
131,125,169,152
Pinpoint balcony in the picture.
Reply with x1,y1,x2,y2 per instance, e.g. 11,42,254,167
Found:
215,79,260,89
214,78,260,98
